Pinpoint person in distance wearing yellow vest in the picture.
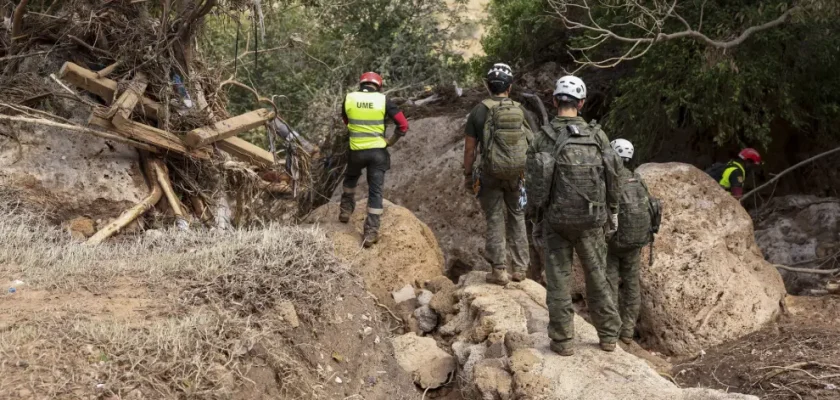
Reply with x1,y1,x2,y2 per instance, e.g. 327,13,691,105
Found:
705,148,761,199
339,72,409,247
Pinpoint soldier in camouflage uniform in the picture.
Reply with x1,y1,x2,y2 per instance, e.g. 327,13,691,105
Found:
606,139,653,345
463,63,533,285
530,76,622,355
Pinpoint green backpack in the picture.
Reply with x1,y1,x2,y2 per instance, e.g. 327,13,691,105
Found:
614,171,653,249
547,122,608,231
480,98,531,180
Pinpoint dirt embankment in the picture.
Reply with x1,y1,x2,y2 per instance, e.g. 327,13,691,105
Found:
0,197,418,399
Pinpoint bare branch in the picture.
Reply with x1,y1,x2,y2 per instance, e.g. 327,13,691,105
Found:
548,0,801,69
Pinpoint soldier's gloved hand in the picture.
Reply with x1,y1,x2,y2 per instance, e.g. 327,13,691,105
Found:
609,213,619,233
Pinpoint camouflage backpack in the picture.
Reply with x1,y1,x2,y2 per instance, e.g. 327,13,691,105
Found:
480,98,531,180
525,125,558,209
545,121,608,231
614,170,653,249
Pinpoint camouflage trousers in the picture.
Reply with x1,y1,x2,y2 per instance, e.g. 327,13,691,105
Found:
544,224,620,344
606,245,642,339
478,175,529,272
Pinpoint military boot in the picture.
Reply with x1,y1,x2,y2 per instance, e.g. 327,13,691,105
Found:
511,268,527,282
620,336,633,345
600,342,617,352
550,341,574,357
486,268,511,285
338,192,355,223
362,214,381,248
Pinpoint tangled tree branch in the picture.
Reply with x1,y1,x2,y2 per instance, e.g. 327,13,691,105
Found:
547,0,801,70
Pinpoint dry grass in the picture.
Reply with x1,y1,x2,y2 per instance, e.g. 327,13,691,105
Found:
0,192,347,398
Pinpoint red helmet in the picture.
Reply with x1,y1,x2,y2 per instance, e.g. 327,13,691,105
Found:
359,72,383,88
738,148,762,164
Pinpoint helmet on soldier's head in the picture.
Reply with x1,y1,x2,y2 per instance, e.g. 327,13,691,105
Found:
553,75,587,101
486,63,513,94
610,139,634,161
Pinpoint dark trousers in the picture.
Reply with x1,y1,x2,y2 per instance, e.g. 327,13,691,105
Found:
342,148,390,211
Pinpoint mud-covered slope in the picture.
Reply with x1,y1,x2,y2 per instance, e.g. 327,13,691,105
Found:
383,117,491,273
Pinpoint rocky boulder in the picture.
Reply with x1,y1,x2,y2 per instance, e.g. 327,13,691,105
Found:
753,195,840,293
307,199,445,309
439,272,757,400
628,163,785,355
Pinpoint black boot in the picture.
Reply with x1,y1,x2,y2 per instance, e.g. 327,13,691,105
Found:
362,213,381,248
339,193,355,223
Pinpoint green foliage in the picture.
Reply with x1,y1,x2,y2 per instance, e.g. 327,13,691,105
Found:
202,0,467,142
479,0,840,161
472,0,566,75
603,2,840,158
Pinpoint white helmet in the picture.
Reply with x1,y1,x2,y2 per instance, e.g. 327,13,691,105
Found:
553,75,587,100
610,139,634,161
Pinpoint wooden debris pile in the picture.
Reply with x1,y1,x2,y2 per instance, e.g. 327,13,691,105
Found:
0,0,335,242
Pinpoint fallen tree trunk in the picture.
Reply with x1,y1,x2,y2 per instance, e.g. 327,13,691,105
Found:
86,158,165,245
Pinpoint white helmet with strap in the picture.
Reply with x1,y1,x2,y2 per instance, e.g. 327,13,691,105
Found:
553,75,587,101
610,138,634,161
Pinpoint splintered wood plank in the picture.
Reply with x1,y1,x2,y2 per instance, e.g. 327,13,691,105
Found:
105,72,147,120
91,108,211,159
185,108,275,148
216,136,277,168
59,62,162,120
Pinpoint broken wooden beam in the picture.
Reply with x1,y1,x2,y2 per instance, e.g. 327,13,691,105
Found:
185,108,274,148
61,62,277,167
89,108,211,159
217,136,276,168
59,62,162,119
106,72,147,120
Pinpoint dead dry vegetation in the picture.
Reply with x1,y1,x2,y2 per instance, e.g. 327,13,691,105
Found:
0,191,367,399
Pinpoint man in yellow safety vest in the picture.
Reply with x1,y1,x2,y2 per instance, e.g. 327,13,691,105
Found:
339,72,409,247
706,148,762,199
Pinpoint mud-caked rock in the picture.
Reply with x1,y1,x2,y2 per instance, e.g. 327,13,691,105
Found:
308,200,444,309
391,333,456,389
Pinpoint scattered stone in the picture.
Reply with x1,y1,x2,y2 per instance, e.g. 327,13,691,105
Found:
485,340,506,359
417,289,434,306
425,276,455,293
413,305,438,333
504,331,535,354
332,352,344,363
428,284,458,317
335,377,343,384
374,336,381,344
67,216,95,240
392,333,456,389
275,301,300,328
392,284,417,304
362,326,373,336
474,359,513,400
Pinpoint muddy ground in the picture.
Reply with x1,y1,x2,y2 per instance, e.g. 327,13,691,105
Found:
674,296,840,400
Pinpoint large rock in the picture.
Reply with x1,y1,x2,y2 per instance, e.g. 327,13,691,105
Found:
441,271,756,400
0,96,148,222
754,195,840,293
307,199,445,308
629,163,786,355
391,333,456,389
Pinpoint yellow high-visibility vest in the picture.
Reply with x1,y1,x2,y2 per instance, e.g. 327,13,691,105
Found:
719,161,745,189
345,91,387,150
